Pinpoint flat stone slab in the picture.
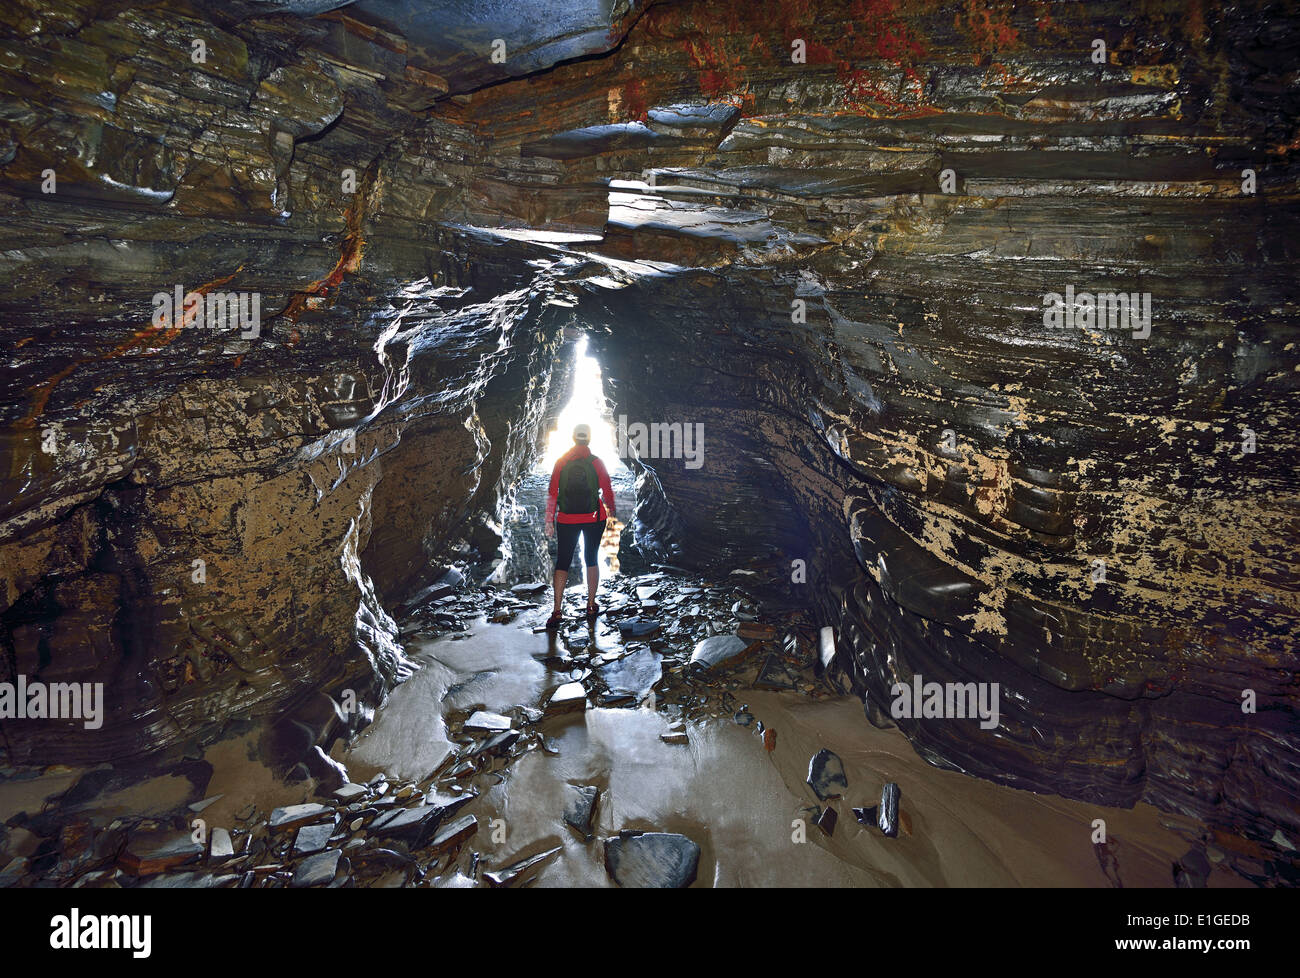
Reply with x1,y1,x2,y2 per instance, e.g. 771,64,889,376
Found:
334,782,368,803
292,849,341,888
598,647,662,702
807,749,848,801
118,830,203,876
616,617,660,637
563,785,600,840
370,805,443,848
464,711,513,732
690,634,749,669
269,803,333,832
293,822,335,856
547,681,587,714
604,832,700,888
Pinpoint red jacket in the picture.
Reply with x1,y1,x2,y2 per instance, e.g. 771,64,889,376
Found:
547,445,615,524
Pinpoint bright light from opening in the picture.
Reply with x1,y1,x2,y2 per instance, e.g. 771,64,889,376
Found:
537,335,628,476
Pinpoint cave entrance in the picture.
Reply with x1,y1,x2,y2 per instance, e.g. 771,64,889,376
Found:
496,334,632,585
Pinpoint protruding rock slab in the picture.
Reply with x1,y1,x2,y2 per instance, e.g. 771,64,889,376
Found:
878,782,901,838
118,831,203,876
603,831,700,888
564,785,600,840
807,749,848,800
690,634,749,670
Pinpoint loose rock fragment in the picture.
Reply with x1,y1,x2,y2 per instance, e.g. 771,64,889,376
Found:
806,749,848,800
484,845,562,887
564,785,600,840
603,831,700,888
878,782,901,838
292,848,342,888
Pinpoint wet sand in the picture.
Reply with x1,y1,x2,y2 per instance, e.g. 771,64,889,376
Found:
343,614,1246,888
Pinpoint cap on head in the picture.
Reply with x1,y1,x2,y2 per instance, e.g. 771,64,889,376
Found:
573,423,591,444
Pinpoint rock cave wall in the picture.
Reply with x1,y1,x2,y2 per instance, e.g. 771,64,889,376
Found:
0,0,1297,865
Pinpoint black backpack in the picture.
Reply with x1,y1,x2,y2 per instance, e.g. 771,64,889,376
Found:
558,455,600,515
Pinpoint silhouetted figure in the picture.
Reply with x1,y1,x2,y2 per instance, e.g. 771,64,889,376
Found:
544,423,615,629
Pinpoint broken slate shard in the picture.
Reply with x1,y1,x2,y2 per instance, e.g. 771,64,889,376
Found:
117,830,204,876
484,845,562,887
291,848,341,888
806,749,848,800
603,831,700,888
689,634,749,670
853,806,877,826
269,803,332,832
598,646,662,702
511,582,548,594
428,814,478,855
878,782,901,838
293,821,334,856
617,617,660,637
816,806,838,837
564,785,600,840
464,710,513,732
547,681,587,714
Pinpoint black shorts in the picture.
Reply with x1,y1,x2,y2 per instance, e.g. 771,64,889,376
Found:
555,519,606,572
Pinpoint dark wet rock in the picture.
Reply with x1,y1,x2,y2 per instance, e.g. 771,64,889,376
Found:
1174,847,1211,887
617,618,661,638
428,814,478,856
563,785,600,840
291,849,342,888
878,783,901,839
117,830,203,876
511,582,548,595
269,804,333,833
604,831,700,889
598,647,663,703
807,749,848,801
474,729,522,757
484,845,562,887
139,871,240,888
293,822,334,856
690,634,750,670
754,654,800,691
369,806,444,848
0,858,29,888
734,708,754,726
816,806,838,837
853,806,877,826
306,746,349,793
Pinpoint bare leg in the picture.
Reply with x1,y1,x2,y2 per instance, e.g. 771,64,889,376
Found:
552,569,567,615
586,564,599,609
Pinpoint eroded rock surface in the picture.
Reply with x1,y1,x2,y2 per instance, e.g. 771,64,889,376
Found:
1,0,1296,875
